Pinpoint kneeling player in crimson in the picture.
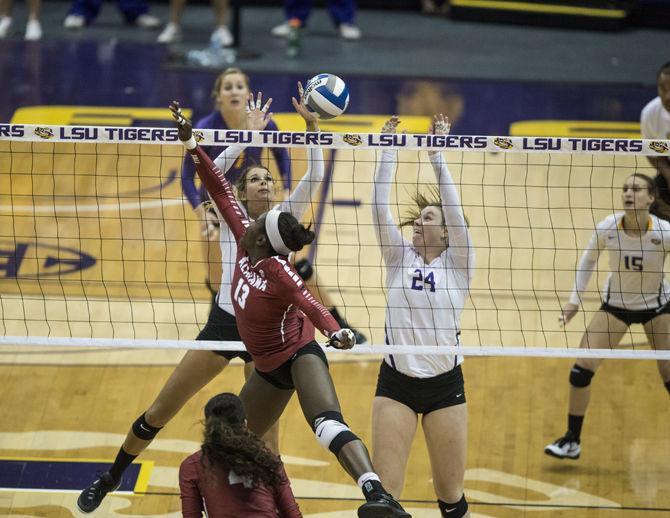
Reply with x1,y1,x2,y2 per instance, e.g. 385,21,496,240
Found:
170,100,410,518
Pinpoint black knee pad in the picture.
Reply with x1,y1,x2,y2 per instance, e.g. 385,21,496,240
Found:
438,495,468,517
569,364,595,388
132,413,163,441
295,258,314,281
312,411,359,455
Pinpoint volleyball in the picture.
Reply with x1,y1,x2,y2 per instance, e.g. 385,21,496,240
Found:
302,73,350,119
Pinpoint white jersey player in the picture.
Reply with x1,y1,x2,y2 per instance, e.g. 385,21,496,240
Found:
641,61,670,220
214,144,322,316
370,115,474,518
545,173,670,461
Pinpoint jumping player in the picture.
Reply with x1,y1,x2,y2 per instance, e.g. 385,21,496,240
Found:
170,100,410,518
370,115,474,518
77,87,324,513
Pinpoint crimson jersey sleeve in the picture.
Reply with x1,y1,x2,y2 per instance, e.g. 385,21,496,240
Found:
273,465,302,518
187,145,249,242
271,258,340,337
178,455,205,518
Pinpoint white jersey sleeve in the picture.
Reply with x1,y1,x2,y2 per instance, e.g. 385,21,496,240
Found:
568,216,610,306
372,150,408,265
429,152,475,283
213,144,245,173
641,99,654,139
640,97,670,140
278,146,324,221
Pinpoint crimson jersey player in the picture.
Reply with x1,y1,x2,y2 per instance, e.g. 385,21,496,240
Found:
179,393,301,518
171,98,410,518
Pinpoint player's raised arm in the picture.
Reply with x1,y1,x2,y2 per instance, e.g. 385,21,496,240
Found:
281,81,324,219
371,116,406,265
170,101,249,242
428,114,474,280
213,91,274,175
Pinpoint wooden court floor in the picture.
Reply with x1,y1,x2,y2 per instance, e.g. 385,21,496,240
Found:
0,352,668,517
1,142,669,516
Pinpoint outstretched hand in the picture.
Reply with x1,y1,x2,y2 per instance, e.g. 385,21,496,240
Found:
169,100,193,142
430,113,451,136
381,115,400,134
292,81,319,131
559,302,579,327
245,92,273,131
328,328,355,350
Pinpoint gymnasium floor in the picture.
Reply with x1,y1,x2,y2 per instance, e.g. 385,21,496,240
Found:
1,3,670,517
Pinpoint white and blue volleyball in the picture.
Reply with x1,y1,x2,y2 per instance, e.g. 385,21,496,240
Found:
303,74,349,119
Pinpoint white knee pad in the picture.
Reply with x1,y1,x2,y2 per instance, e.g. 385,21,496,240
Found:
313,412,359,454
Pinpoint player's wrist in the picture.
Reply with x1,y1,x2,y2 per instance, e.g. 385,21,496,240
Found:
183,136,197,150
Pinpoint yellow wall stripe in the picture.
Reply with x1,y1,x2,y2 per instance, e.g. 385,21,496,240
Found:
451,0,627,18
510,120,641,138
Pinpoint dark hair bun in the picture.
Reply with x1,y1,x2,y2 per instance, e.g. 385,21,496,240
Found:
277,213,315,252
204,393,245,425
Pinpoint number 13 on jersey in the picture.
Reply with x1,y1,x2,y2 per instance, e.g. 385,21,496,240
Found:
234,278,250,308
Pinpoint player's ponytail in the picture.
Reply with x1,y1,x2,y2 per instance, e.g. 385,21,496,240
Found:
200,393,283,488
277,212,315,252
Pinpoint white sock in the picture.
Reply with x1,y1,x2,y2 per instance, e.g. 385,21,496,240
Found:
356,472,380,489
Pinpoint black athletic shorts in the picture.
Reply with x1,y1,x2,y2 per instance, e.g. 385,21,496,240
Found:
197,298,252,362
601,301,670,326
375,360,465,415
255,341,328,390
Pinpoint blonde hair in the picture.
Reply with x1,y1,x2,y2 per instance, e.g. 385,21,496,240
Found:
211,67,250,104
399,186,469,228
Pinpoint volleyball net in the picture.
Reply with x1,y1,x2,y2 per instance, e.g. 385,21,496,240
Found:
2,124,670,359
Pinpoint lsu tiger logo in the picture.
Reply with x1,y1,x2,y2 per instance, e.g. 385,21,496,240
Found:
494,137,513,149
343,134,363,146
193,130,205,143
649,141,669,154
34,127,54,139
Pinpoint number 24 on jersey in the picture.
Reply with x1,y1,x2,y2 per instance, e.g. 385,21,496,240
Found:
411,269,436,292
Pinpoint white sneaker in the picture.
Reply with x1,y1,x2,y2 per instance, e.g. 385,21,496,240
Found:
0,16,12,38
544,436,581,459
25,19,42,40
271,22,291,37
339,23,361,40
157,22,181,43
210,26,233,47
63,14,85,29
135,14,160,29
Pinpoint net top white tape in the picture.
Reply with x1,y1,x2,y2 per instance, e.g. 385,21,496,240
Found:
1,337,670,360
1,124,669,156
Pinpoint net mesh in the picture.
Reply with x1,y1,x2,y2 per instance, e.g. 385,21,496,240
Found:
1,125,669,359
